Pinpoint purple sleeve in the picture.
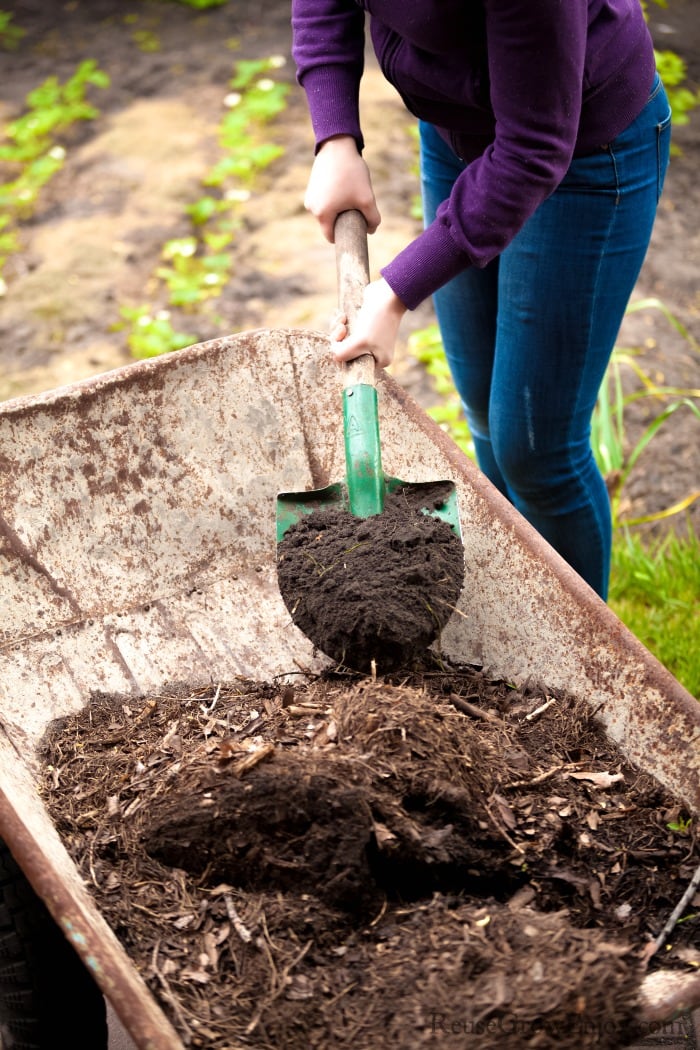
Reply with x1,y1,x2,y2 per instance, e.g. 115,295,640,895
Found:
383,0,589,309
291,0,366,153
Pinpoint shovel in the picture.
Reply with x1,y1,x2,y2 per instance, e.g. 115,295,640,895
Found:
275,210,464,671
275,209,461,540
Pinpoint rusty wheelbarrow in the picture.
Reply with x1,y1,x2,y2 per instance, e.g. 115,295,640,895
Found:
0,329,699,1049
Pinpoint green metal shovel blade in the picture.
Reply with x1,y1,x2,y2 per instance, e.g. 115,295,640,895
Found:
276,381,462,542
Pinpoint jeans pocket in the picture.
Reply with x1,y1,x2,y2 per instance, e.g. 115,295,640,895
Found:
656,107,672,201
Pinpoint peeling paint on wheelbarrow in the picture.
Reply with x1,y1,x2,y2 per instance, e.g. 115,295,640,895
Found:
0,329,698,1049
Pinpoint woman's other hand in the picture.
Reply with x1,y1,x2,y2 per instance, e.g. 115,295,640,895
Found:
304,135,381,242
330,278,406,368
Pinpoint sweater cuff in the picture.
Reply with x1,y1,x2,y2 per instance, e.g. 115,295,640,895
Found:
299,66,364,154
380,219,473,310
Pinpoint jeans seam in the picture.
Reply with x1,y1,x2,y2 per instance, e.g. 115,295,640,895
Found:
656,112,672,200
606,144,622,206
647,77,663,105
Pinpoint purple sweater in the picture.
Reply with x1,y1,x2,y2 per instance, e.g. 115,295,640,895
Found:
291,0,656,309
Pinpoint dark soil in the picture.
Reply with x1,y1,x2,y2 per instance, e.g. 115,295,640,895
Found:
277,482,464,671
40,663,699,1050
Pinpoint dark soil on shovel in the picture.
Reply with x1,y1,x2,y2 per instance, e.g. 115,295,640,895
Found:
40,661,699,1050
277,482,465,672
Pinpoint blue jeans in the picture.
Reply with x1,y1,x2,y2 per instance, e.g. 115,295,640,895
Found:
420,74,671,599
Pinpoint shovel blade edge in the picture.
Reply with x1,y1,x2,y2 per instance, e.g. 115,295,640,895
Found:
276,478,461,542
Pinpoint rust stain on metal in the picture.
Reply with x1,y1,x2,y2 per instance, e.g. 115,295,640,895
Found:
283,330,335,490
0,512,81,614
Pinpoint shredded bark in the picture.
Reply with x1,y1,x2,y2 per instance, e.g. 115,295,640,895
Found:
40,660,699,1049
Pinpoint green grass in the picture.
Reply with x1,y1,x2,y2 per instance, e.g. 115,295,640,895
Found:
608,526,700,698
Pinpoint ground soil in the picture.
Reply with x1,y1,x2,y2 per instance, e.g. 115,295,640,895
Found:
0,0,698,535
40,663,699,1050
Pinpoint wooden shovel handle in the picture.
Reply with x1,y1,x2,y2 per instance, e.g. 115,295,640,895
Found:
334,210,376,388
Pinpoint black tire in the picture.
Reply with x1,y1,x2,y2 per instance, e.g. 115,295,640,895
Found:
0,838,108,1050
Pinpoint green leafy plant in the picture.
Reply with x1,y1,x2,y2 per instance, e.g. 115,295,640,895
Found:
149,56,288,308
655,49,700,129
185,194,229,226
0,60,109,285
156,235,233,307
204,61,288,188
152,98,286,313
1,60,109,167
132,29,161,53
116,307,195,359
0,10,24,50
666,814,693,834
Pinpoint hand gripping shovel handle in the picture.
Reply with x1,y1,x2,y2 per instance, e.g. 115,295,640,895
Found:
334,210,385,517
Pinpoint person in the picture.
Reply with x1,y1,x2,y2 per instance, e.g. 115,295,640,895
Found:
290,0,672,600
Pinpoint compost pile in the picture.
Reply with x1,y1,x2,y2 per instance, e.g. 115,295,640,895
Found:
40,661,699,1050
277,482,465,671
